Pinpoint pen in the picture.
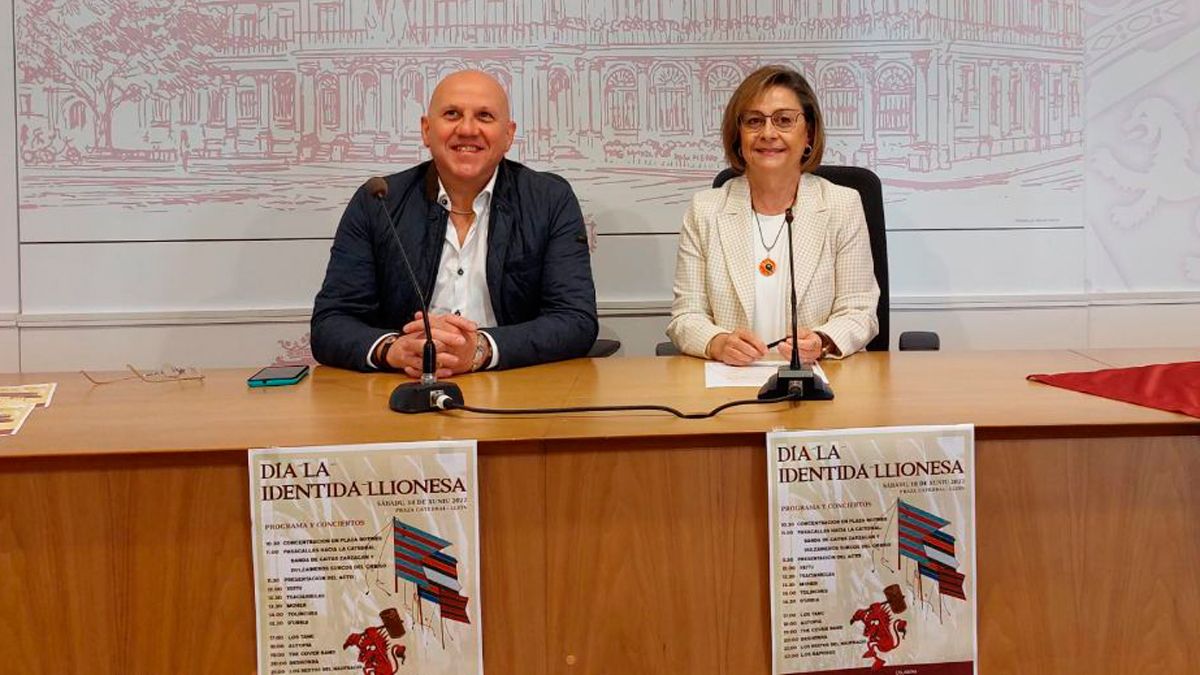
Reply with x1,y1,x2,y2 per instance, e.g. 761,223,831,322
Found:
767,337,787,349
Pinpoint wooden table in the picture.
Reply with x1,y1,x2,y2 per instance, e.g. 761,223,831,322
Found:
1,350,1198,674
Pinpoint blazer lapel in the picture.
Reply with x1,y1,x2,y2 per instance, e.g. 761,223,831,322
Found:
422,204,444,301
485,168,513,320
787,173,829,307
717,177,755,326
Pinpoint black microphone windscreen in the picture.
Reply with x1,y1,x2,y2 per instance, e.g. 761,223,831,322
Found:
364,176,389,199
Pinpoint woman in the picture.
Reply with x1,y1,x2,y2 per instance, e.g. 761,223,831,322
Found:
667,65,879,366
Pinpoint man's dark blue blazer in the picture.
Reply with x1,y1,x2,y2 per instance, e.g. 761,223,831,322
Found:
311,159,599,372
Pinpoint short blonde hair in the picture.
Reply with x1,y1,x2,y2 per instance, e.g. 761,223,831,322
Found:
721,65,826,175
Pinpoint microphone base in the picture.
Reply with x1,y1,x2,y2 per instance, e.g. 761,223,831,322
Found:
389,380,464,414
757,366,834,401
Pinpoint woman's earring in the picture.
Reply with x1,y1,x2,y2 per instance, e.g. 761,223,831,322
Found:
803,144,813,159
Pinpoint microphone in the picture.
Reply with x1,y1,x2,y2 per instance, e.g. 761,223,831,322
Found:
757,206,832,401
364,176,465,413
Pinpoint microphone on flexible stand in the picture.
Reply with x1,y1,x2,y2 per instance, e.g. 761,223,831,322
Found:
363,176,465,413
758,206,833,401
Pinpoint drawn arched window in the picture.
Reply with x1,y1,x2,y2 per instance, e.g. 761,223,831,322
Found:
955,64,978,125
353,72,380,133
319,75,340,129
208,89,226,125
1069,76,1079,119
152,98,171,126
399,70,424,135
180,91,199,124
67,101,87,130
605,68,638,132
989,72,1001,127
273,74,296,125
548,68,573,133
237,78,259,122
654,64,691,133
1008,69,1023,132
317,3,342,32
875,64,913,133
820,66,860,131
1049,73,1063,123
704,65,740,133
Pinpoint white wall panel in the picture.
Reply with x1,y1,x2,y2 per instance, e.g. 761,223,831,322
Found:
893,306,1089,351
591,229,1093,310
1087,302,1200,348
18,313,668,370
592,234,677,305
597,314,671,357
1,0,19,314
887,229,1086,298
20,240,330,314
20,320,312,372
0,327,18,372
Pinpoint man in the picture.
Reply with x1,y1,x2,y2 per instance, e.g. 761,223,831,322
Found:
311,70,598,376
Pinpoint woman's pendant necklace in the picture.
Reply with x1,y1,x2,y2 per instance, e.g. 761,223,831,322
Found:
754,209,789,277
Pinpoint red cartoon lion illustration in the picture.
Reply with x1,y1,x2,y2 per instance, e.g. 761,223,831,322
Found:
849,584,908,671
343,609,407,675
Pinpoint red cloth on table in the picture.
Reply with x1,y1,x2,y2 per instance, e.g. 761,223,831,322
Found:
1027,361,1200,418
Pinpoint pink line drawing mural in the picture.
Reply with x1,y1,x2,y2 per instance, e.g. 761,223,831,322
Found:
14,0,1085,233
1084,0,1200,289
1092,97,1200,230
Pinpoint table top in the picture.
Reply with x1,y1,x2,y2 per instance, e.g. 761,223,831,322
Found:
3,349,1198,458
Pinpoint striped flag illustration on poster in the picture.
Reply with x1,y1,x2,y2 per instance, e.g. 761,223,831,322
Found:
392,518,472,640
896,499,968,603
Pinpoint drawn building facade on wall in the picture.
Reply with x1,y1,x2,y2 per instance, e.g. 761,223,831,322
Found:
17,0,1083,174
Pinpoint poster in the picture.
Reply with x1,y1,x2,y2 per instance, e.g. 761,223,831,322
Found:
0,383,56,436
249,440,482,675
767,425,976,675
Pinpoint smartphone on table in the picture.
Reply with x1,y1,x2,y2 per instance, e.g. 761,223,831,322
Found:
247,365,309,388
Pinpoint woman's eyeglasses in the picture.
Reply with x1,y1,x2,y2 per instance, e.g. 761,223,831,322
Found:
739,109,804,132
81,364,205,385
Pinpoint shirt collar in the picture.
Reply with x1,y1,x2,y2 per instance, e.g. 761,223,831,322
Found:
436,168,499,214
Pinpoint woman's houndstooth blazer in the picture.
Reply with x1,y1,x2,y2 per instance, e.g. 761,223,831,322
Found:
667,172,880,359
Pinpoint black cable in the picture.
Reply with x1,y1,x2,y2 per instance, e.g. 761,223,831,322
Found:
434,394,798,419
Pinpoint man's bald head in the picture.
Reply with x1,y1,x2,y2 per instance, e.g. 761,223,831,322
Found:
428,70,511,118
421,70,516,194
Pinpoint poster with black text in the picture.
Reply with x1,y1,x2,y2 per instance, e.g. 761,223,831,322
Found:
768,425,976,675
249,440,481,675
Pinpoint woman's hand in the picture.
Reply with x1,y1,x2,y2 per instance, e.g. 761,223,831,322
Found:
707,329,768,366
777,330,823,365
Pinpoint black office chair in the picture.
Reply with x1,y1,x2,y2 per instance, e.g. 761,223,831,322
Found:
587,339,622,358
655,165,939,356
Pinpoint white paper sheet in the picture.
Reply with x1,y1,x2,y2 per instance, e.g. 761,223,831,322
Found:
704,360,829,388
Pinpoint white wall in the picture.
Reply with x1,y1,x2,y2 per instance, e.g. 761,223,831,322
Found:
1,1,1197,372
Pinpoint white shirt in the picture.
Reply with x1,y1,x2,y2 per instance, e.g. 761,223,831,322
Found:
367,170,500,370
751,210,790,352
